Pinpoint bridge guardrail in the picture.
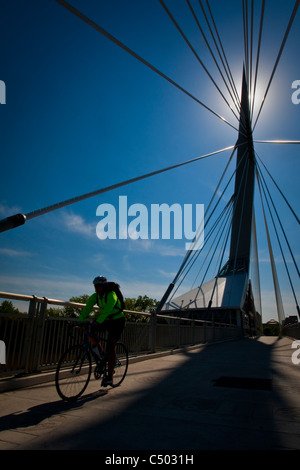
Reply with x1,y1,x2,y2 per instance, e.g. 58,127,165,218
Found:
282,323,300,340
0,291,242,378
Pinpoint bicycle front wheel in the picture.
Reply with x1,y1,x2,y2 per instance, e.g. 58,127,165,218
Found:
55,344,92,401
112,342,128,387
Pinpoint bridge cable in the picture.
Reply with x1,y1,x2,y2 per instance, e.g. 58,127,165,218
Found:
170,196,233,300
255,157,300,278
185,0,241,116
172,145,247,287
172,202,234,311
172,145,248,308
191,199,234,290
243,0,254,96
253,0,300,131
250,0,265,121
249,0,254,103
167,200,233,308
256,169,286,324
255,152,300,225
0,145,235,233
205,202,234,313
55,0,239,133
251,208,262,316
169,196,234,303
242,0,249,85
188,145,249,269
256,162,299,314
168,144,239,289
166,145,249,304
202,0,241,109
152,0,242,124
253,140,300,145
189,200,234,299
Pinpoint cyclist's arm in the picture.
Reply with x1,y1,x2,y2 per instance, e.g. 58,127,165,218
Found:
96,291,118,324
78,293,97,322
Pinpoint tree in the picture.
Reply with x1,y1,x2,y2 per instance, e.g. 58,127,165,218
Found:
124,295,159,322
124,295,158,312
46,293,159,321
63,295,90,318
46,307,65,317
0,300,20,314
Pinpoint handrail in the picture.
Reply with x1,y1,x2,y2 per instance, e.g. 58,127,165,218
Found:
0,290,236,328
0,290,242,377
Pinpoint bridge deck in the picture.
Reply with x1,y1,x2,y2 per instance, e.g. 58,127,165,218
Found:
0,336,299,451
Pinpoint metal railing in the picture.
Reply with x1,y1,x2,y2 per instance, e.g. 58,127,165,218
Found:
0,291,242,377
282,323,300,340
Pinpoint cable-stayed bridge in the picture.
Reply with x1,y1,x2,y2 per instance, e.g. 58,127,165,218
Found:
1,0,299,335
1,1,300,452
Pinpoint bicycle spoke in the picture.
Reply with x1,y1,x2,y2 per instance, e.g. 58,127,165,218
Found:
55,344,92,401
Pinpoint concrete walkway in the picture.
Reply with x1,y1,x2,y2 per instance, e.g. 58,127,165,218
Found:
0,336,300,451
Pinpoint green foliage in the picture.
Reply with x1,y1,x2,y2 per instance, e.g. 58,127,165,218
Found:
44,294,159,321
263,324,280,336
47,307,64,317
124,295,158,312
42,293,159,321
0,300,20,314
62,294,91,318
124,295,159,323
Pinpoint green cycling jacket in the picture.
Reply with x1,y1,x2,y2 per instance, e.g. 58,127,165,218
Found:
78,291,124,324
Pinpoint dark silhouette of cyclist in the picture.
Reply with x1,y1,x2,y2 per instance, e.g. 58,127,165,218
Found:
78,276,125,386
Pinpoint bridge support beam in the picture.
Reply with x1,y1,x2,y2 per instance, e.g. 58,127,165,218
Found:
220,67,255,279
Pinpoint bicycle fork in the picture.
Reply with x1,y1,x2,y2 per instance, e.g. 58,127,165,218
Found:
71,354,86,375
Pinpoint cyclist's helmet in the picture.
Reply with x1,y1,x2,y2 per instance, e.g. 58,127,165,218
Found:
93,276,107,285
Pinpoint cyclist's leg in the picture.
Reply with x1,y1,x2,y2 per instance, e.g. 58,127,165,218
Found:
90,322,106,355
106,318,125,382
112,341,128,387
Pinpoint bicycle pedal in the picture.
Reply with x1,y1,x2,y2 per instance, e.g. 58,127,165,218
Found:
94,364,104,380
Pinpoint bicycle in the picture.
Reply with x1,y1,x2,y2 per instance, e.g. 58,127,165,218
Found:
55,321,128,401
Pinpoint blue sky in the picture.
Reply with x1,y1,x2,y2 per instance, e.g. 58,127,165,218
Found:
0,0,299,323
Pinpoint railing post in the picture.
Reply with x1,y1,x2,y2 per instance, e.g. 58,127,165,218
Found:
191,318,195,344
150,309,157,353
23,296,48,373
33,297,48,372
23,296,38,372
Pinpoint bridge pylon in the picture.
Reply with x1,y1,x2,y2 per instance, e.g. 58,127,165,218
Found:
158,68,260,334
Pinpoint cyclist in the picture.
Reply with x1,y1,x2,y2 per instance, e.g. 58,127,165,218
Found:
77,276,125,386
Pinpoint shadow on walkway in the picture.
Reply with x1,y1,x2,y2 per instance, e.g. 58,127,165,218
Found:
0,389,107,432
2,336,298,450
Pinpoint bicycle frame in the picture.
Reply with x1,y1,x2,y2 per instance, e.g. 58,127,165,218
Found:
56,321,128,401
82,323,107,358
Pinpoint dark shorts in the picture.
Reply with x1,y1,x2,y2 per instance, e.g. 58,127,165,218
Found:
96,316,125,342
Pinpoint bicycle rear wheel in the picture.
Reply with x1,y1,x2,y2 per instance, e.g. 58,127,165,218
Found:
112,342,128,387
55,344,92,401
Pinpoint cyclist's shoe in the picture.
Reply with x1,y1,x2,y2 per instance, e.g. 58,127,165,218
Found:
102,375,113,387
94,363,104,380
